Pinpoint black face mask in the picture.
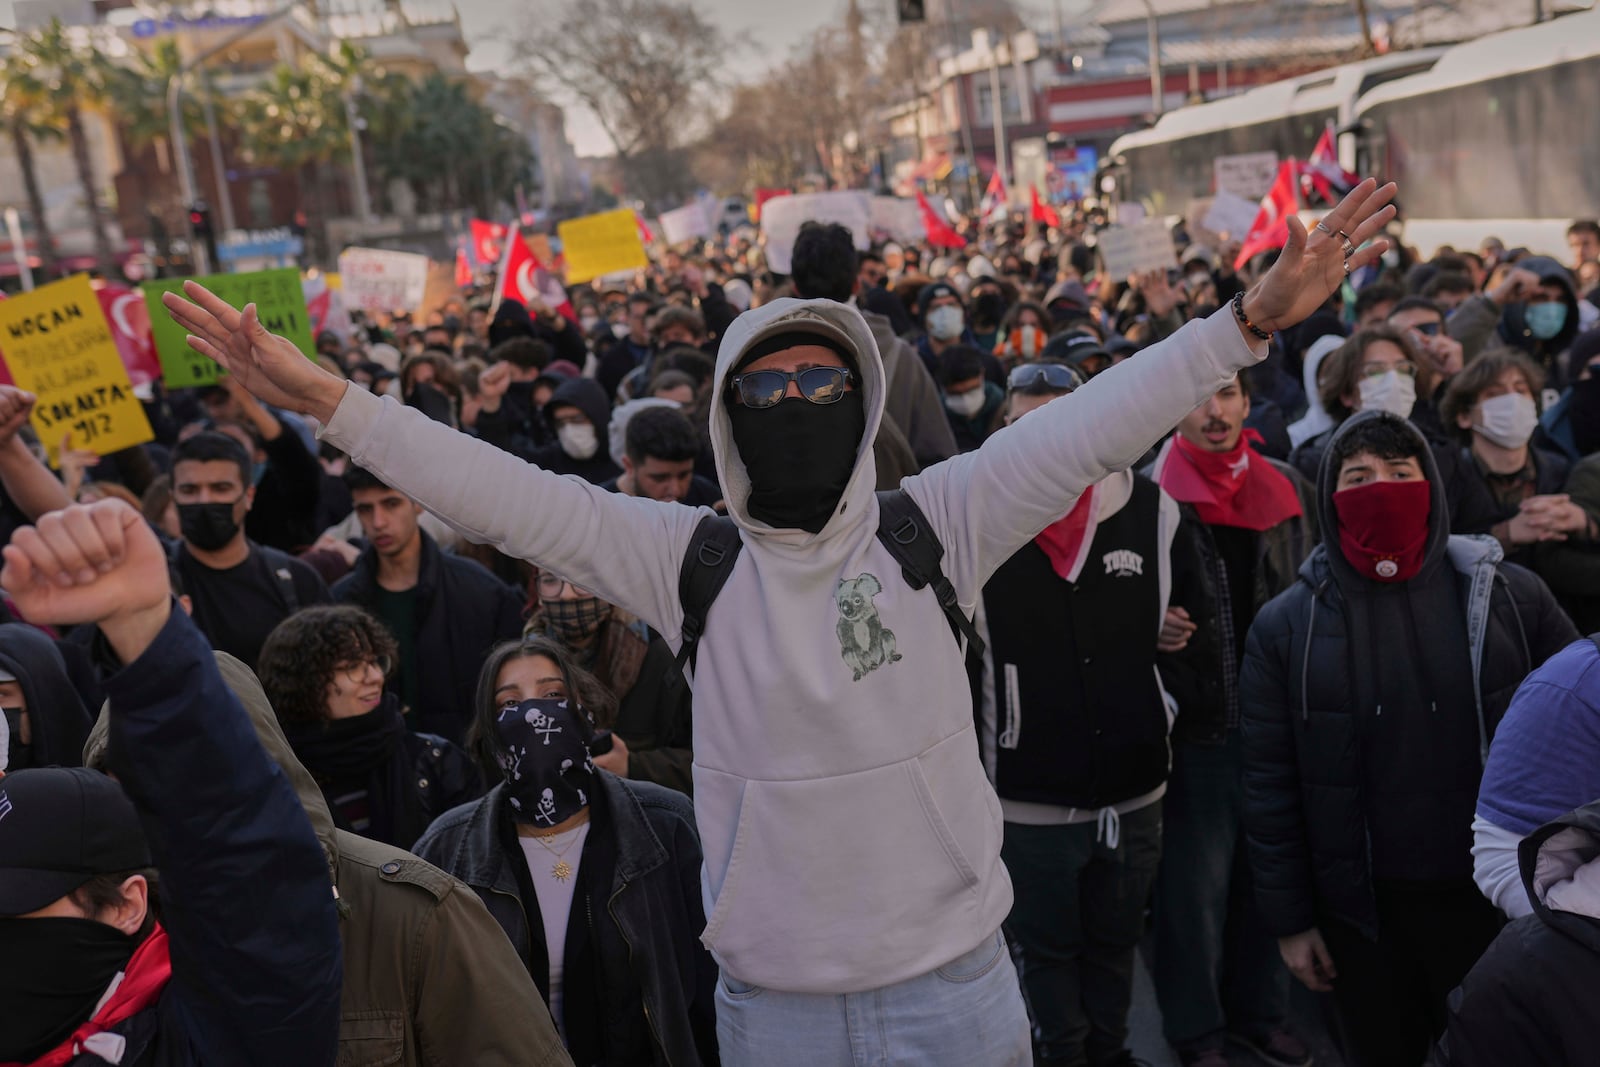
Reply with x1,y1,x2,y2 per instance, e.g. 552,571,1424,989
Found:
2,705,30,771
973,292,1006,329
496,698,597,828
0,917,137,1062
729,390,866,534
177,501,242,552
1569,377,1600,457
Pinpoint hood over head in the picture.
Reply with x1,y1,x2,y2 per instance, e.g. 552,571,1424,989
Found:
1503,255,1581,353
84,652,337,879
0,626,91,769
543,376,613,441
488,299,535,348
1521,799,1600,948
916,282,963,322
1316,410,1452,584
709,297,885,545
859,285,914,337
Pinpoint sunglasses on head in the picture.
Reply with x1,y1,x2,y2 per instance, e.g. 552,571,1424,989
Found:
1007,362,1081,392
729,367,854,409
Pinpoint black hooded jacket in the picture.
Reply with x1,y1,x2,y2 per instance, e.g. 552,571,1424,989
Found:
488,298,587,366
0,624,93,770
1240,411,1577,939
1433,800,1600,1067
1498,256,1583,388
531,378,623,483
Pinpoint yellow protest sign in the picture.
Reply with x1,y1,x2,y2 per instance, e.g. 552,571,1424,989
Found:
557,208,649,284
0,274,154,466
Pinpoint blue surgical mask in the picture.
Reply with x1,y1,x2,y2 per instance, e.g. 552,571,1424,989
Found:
1526,302,1567,340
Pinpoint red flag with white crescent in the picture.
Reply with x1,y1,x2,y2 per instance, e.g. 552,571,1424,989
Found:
97,285,162,388
1234,161,1303,271
499,229,578,324
470,219,506,267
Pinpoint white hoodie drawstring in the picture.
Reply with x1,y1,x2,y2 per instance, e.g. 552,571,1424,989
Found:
1096,807,1122,850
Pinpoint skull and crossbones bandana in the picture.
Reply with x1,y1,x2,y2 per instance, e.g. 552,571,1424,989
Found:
494,699,597,828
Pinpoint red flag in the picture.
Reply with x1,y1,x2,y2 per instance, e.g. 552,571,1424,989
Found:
1301,123,1359,207
635,212,656,247
753,188,790,221
1029,186,1061,230
979,170,1007,226
469,219,506,267
454,247,473,289
915,191,966,249
499,229,578,324
1234,161,1302,271
97,285,162,388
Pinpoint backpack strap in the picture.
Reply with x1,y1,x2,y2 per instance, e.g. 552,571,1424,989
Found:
874,489,985,660
676,515,744,673
272,563,301,615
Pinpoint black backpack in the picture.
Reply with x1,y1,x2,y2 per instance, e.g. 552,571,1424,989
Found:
674,489,985,673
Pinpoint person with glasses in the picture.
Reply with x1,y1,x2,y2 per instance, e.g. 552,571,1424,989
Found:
169,431,330,672
976,358,1188,1067
414,636,717,1065
165,177,1399,1066
332,466,525,744
526,568,695,794
257,604,481,850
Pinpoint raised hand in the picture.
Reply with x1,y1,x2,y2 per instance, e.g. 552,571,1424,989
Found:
0,387,36,448
162,281,349,424
1,500,171,660
1244,179,1398,334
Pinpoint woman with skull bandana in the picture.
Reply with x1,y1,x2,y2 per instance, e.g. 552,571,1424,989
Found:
413,636,717,1066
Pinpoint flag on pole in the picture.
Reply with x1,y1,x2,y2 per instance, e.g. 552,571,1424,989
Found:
496,227,578,323
635,212,657,247
1029,186,1062,230
979,170,1007,226
1301,123,1359,206
1234,161,1303,271
915,191,966,249
469,220,506,267
454,246,473,289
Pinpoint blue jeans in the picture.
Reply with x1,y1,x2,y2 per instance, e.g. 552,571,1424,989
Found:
1151,732,1289,1050
714,930,1032,1066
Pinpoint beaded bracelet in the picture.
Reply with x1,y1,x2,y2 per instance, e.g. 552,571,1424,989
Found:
1232,291,1272,341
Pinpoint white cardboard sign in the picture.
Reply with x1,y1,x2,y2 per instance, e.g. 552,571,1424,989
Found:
761,191,871,274
1202,190,1262,240
1213,152,1279,201
1095,219,1178,279
337,247,430,313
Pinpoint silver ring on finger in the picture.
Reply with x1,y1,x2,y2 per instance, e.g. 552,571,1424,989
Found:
1342,240,1357,260
1344,261,1352,275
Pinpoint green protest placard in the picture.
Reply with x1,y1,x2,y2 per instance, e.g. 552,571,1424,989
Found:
142,269,315,388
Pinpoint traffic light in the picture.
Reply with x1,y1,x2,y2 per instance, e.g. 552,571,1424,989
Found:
187,202,212,240
898,0,925,23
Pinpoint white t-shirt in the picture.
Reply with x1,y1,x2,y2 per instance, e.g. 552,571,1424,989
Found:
517,822,591,1036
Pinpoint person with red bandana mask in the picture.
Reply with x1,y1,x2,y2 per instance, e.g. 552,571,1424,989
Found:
1146,373,1317,1067
973,360,1185,1067
1239,411,1577,1067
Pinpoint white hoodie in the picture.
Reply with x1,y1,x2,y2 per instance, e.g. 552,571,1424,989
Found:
320,298,1262,993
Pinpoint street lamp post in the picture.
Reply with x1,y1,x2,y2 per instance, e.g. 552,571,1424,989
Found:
1144,0,1164,117
344,74,372,223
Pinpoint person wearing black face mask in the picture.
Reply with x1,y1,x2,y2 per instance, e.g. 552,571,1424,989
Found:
0,625,93,772
968,281,1010,352
169,431,330,671
414,637,717,1066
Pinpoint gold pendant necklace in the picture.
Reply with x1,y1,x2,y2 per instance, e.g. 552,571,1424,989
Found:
529,827,582,882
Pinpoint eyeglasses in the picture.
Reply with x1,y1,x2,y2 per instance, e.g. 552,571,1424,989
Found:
536,574,590,598
729,367,854,409
336,656,391,680
1361,361,1417,380
1007,363,1082,393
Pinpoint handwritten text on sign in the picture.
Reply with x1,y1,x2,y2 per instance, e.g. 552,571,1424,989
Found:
1094,220,1179,280
558,209,650,284
0,274,154,464
143,269,316,388
338,248,431,313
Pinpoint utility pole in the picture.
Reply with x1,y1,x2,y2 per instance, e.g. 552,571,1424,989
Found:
343,75,373,222
987,35,1009,189
1144,0,1164,117
943,0,981,206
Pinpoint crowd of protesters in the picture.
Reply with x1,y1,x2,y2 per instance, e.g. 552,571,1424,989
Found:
3,176,1599,1067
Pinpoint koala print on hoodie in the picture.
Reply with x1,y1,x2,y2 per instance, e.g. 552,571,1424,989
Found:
835,573,902,681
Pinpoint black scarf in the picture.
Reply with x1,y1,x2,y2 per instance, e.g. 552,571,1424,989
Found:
0,917,136,1062
285,695,427,849
730,390,865,534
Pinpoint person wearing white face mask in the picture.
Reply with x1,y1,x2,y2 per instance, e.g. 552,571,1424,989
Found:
935,345,1006,452
1289,325,1427,485
915,282,1008,391
528,377,622,485
1438,350,1595,570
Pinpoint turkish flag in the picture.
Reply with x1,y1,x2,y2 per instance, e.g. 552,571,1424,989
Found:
470,219,506,267
499,229,578,324
635,212,656,247
979,170,1007,226
97,285,162,388
753,188,790,221
1029,186,1061,229
915,191,966,249
455,247,473,289
1234,162,1302,271
1301,124,1358,207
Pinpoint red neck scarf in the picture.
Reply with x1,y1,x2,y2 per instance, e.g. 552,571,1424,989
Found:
1160,431,1302,532
1333,479,1432,582
1034,484,1098,582
14,925,172,1067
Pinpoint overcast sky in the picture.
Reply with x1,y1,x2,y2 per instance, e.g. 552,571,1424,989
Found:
461,0,851,157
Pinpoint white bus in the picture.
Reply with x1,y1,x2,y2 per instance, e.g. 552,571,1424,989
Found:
1104,51,1443,219
1353,6,1600,256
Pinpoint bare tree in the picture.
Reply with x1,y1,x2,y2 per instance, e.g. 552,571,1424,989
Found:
510,0,729,208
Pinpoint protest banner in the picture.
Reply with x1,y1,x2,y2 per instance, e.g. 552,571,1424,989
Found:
0,274,154,465
337,247,431,313
869,196,924,243
559,208,651,284
659,202,715,246
761,191,871,274
1094,219,1179,279
1202,190,1263,240
1213,152,1279,202
144,268,315,389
